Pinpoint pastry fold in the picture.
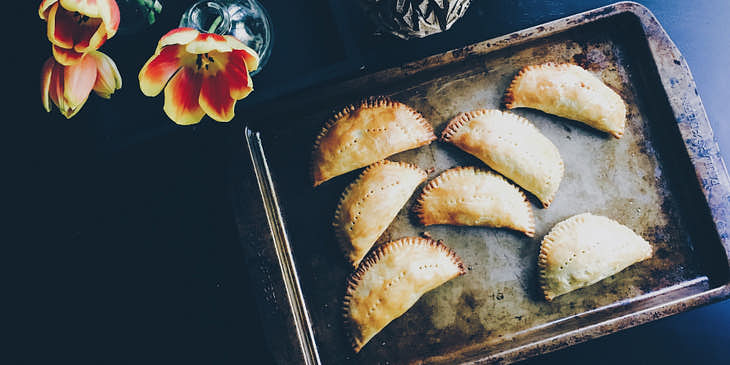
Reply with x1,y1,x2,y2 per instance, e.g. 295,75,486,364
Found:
538,213,653,301
441,109,564,207
504,63,627,138
334,160,427,267
311,97,436,187
344,237,465,353
414,167,534,236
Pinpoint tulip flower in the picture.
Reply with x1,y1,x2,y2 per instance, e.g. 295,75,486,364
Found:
138,28,259,125
41,50,122,119
39,0,121,65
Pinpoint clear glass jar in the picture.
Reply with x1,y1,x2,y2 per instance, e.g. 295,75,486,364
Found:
180,0,274,74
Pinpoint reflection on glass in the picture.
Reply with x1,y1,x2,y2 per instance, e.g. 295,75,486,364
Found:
180,0,273,74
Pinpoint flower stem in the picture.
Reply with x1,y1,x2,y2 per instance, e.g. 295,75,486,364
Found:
135,0,162,25
207,16,223,33
136,0,162,12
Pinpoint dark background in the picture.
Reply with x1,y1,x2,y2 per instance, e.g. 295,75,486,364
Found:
11,1,729,364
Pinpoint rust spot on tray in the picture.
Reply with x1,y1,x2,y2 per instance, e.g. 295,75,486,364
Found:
572,52,589,68
572,47,610,71
451,44,475,59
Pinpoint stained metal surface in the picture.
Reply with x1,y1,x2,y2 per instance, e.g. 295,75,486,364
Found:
233,2,730,364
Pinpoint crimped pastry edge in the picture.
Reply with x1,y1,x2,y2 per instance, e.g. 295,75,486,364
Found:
538,213,590,301
342,236,466,353
441,109,541,143
503,62,577,109
412,166,535,237
440,109,564,208
537,213,651,301
332,160,428,267
310,96,436,187
503,62,627,138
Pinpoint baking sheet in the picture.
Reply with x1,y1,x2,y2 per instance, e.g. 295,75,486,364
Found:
233,3,730,364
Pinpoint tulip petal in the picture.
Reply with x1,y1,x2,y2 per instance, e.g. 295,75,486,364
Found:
52,44,84,66
57,0,119,47
163,67,205,125
47,4,75,49
225,51,253,100
74,19,107,53
88,51,122,98
59,0,102,18
97,0,120,36
61,96,89,119
41,58,56,112
199,72,235,122
49,61,65,113
156,28,199,53
63,54,97,109
185,33,232,54
39,0,59,19
139,45,184,97
224,35,260,72
87,31,108,52
48,60,86,119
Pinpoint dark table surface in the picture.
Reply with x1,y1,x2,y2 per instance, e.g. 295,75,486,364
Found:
12,1,729,364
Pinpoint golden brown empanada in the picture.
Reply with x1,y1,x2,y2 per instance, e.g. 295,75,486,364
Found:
504,63,627,138
344,237,465,353
334,160,428,267
311,97,436,187
413,167,534,236
538,213,653,301
441,109,564,207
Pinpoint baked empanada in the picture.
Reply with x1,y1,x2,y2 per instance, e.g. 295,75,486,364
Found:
441,109,564,207
334,160,428,267
414,167,534,236
344,237,465,353
504,63,627,138
538,213,653,301
311,97,436,187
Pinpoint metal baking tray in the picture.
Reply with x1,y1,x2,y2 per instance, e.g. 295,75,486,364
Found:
229,2,730,364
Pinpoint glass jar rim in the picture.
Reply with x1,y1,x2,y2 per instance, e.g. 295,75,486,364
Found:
184,1,232,35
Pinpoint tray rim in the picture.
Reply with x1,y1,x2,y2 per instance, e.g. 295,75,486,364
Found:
238,2,730,364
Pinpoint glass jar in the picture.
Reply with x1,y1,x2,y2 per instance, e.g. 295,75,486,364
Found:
180,0,274,74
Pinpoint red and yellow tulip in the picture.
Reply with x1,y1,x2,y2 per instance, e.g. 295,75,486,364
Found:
138,28,259,125
39,0,121,65
41,50,122,119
